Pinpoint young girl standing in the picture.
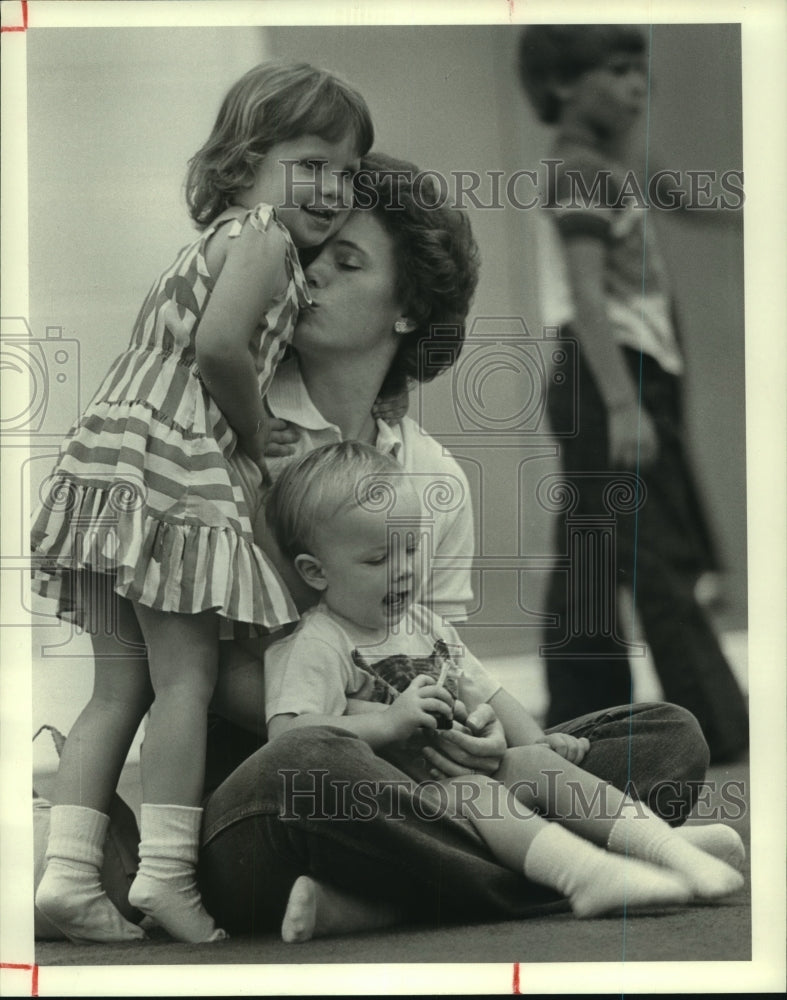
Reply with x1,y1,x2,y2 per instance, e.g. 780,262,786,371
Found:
32,62,374,944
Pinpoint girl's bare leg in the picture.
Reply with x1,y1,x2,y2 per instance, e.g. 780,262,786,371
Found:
127,604,226,942
35,573,151,942
496,744,744,899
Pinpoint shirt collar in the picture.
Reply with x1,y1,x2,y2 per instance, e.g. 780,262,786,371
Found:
268,355,404,460
267,355,336,432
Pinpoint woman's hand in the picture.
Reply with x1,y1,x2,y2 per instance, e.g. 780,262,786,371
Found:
265,418,300,458
383,675,454,743
421,703,506,777
536,732,591,765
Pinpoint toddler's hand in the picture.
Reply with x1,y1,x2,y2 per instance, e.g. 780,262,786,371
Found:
423,704,507,778
537,732,591,765
384,675,453,742
265,418,300,457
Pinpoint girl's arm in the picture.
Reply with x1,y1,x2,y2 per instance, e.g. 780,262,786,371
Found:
196,220,289,464
562,234,658,469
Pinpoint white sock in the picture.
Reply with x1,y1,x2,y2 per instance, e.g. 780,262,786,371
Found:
607,801,745,900
127,804,227,943
35,804,145,943
523,823,690,918
674,824,746,871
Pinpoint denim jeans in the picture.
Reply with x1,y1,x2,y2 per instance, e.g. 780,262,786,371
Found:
198,702,709,934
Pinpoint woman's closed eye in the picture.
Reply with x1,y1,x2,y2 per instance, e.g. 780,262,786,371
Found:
335,251,362,270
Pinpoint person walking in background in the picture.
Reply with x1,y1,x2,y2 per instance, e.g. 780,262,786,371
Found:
517,25,749,762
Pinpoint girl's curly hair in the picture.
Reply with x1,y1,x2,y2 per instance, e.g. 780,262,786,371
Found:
186,61,374,227
354,153,481,396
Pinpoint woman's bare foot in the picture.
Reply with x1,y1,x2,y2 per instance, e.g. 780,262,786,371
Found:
281,876,402,943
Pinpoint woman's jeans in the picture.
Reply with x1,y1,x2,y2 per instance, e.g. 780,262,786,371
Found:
198,702,709,934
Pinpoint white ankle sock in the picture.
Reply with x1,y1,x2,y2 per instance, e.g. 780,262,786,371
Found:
35,805,145,943
127,804,227,943
674,824,746,870
607,801,745,900
523,823,690,918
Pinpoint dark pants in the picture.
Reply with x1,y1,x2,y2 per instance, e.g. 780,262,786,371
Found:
543,346,748,762
198,703,708,935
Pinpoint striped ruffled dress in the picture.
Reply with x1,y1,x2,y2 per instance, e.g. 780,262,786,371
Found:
30,202,310,634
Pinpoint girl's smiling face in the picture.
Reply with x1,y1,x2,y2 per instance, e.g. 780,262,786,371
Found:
240,133,361,248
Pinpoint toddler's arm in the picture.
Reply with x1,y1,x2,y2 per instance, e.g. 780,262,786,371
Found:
196,218,290,468
268,675,454,747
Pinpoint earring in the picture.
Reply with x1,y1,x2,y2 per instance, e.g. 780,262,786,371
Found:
394,319,410,334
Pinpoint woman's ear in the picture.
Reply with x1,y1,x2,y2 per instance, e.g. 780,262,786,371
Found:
294,553,328,591
394,317,416,336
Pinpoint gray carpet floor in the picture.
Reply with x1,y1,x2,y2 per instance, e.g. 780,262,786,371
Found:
35,759,751,969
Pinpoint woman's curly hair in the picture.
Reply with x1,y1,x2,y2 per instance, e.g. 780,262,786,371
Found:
354,153,481,396
185,61,374,227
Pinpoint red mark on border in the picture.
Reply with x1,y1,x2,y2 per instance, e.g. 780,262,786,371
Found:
0,962,39,996
512,961,520,993
0,1,29,32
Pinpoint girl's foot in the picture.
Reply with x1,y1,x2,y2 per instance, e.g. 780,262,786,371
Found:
128,871,227,944
36,860,146,944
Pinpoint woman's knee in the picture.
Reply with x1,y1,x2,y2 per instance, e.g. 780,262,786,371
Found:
631,702,710,825
204,726,377,833
646,702,710,782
